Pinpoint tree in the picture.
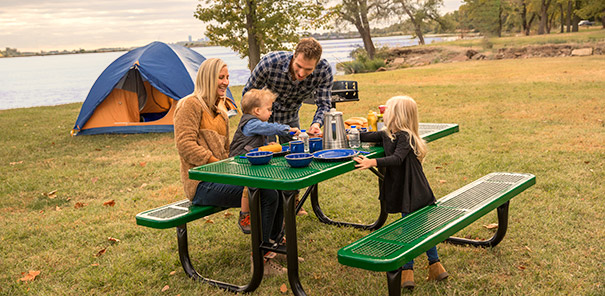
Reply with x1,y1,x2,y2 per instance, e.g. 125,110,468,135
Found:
576,0,605,28
462,0,510,37
194,0,328,70
330,0,387,59
392,0,445,44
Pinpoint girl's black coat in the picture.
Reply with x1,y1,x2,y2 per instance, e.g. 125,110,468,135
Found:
361,131,435,214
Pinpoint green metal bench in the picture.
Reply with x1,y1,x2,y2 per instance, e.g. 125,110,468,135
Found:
337,172,536,296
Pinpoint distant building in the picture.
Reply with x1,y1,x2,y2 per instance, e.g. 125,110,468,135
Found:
188,35,192,42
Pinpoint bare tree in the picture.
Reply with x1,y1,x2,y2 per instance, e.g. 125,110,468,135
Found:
331,0,387,59
392,0,444,44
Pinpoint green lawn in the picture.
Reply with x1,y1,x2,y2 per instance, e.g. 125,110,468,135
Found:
1,54,603,295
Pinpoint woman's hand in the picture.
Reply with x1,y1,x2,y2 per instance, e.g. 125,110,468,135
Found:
354,155,376,170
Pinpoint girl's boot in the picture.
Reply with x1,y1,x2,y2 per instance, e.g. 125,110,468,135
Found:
401,269,415,289
427,262,448,281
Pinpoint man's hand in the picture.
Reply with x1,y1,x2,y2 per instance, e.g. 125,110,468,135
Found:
353,155,376,170
308,123,322,136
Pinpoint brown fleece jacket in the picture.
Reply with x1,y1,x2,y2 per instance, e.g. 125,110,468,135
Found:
174,96,230,200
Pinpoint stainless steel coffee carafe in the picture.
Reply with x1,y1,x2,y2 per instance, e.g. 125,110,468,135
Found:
322,108,349,149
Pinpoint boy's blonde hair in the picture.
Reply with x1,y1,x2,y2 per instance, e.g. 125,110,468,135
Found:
177,58,228,115
241,89,277,115
383,96,427,162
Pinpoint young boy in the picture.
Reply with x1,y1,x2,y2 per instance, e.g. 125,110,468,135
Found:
229,89,300,234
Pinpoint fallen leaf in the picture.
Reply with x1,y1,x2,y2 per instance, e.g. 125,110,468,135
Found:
139,162,147,167
74,202,85,209
483,223,498,229
517,265,526,270
44,190,58,199
19,270,41,282
205,219,214,224
224,212,234,218
280,283,288,293
10,161,24,166
91,263,99,266
584,161,590,164
39,210,44,214
108,237,120,243
127,188,132,192
103,200,115,207
524,246,532,252
439,180,447,184
95,148,102,151
96,248,106,257
140,183,148,189
91,177,98,184
55,206,61,211
169,271,177,275
435,166,443,169
161,285,169,292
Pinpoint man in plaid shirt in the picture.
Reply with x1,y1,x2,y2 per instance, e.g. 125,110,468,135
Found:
242,37,333,143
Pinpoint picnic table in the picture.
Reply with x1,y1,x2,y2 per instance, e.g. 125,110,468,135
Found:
186,123,458,295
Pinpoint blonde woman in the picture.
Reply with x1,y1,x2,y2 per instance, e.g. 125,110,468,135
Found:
174,58,286,275
353,96,448,290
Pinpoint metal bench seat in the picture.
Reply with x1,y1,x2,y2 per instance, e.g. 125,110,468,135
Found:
337,172,535,295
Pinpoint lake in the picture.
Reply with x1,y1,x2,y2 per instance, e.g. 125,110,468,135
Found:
0,35,457,110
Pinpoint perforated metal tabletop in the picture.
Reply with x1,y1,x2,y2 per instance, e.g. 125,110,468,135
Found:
188,123,458,190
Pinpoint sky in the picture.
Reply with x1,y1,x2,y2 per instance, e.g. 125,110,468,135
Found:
1,0,462,52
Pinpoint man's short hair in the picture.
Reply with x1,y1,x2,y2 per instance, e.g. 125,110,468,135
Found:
241,89,277,114
294,37,322,62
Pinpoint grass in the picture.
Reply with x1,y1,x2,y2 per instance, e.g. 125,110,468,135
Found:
1,54,604,295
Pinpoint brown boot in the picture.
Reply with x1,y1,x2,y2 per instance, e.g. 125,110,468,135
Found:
427,262,448,281
401,269,415,290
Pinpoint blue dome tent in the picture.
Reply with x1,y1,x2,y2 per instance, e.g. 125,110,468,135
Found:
72,41,236,135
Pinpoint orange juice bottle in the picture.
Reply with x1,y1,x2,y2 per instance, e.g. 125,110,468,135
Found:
367,110,378,131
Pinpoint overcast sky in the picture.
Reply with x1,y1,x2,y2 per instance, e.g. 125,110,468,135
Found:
1,0,462,52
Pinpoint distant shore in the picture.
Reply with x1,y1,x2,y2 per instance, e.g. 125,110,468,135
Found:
0,32,462,58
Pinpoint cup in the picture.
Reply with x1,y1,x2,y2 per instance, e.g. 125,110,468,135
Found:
378,105,387,114
309,137,323,152
289,140,304,153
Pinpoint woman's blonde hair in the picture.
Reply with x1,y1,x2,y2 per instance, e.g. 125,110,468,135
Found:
383,96,427,161
177,58,228,114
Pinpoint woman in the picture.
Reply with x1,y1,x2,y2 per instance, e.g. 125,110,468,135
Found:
173,58,286,275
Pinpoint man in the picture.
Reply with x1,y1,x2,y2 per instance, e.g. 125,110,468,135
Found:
242,37,333,143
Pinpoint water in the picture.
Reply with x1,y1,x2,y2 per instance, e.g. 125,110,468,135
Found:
0,35,457,110
348,126,361,148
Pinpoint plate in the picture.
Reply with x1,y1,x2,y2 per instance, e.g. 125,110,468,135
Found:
312,149,359,161
249,145,290,156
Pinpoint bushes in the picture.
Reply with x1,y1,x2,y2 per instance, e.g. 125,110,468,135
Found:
337,47,387,74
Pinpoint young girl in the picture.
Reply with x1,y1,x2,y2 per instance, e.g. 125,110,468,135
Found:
353,96,448,290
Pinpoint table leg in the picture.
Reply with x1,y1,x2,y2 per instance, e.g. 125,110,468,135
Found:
283,190,307,296
310,167,388,230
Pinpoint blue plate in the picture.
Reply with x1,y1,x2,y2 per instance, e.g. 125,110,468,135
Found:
249,145,290,156
312,149,359,162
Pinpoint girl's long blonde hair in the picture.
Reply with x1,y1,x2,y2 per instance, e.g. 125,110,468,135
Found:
176,58,228,115
383,96,427,162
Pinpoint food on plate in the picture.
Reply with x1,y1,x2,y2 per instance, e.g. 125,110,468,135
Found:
345,117,368,129
258,144,283,152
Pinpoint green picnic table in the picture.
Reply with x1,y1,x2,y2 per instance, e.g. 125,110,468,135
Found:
183,123,459,295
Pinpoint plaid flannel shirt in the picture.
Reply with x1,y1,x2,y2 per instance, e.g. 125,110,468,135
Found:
242,51,333,126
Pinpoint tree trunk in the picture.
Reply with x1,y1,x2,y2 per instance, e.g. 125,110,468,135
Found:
526,13,536,35
560,4,564,33
401,4,425,45
358,0,376,59
538,0,551,34
566,0,572,32
245,0,261,70
521,1,528,35
602,12,605,29
498,1,503,37
572,0,580,32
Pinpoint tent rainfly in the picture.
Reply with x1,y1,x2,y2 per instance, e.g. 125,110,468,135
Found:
72,41,235,135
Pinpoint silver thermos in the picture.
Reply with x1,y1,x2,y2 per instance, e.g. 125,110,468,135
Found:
322,108,349,149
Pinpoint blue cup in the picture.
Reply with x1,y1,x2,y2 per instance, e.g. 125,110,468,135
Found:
289,140,304,153
309,137,323,152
